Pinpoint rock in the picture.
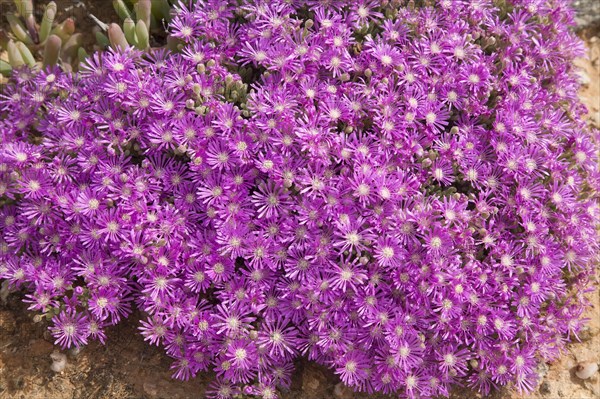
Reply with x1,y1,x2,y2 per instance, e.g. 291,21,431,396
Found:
68,346,82,358
0,281,10,304
143,381,159,398
50,351,67,373
28,339,53,357
590,39,600,63
575,362,599,379
536,361,550,379
539,381,551,395
573,0,600,29
333,382,353,399
301,363,328,398
575,70,591,86
303,372,320,392
0,310,16,335
578,324,599,341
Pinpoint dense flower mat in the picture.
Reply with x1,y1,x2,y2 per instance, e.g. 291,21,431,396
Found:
1,1,598,398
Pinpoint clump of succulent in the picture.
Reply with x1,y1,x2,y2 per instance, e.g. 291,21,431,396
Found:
0,0,84,75
0,1,599,399
93,0,172,51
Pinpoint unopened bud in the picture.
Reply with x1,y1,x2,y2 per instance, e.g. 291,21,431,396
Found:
192,83,201,95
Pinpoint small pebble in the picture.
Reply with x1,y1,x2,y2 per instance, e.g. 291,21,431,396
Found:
539,381,551,394
0,311,17,335
143,381,159,398
536,361,550,379
577,325,594,341
68,346,82,358
0,280,10,304
575,361,598,380
50,351,67,373
575,70,591,86
333,382,352,399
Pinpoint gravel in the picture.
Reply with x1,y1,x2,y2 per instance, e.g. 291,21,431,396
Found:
573,0,600,29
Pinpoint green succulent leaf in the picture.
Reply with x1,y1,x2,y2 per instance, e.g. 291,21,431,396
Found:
95,31,110,48
7,13,33,45
43,34,61,67
123,18,137,46
39,2,57,43
135,20,149,49
15,41,35,67
0,59,12,76
113,0,133,21
108,23,128,50
134,0,152,32
7,40,25,67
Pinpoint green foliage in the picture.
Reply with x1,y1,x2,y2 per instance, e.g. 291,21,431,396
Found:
97,0,172,50
0,1,82,75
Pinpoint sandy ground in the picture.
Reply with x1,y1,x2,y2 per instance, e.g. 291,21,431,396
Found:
0,3,599,399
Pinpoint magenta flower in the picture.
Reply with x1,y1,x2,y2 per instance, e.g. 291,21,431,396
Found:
1,1,598,398
50,310,89,349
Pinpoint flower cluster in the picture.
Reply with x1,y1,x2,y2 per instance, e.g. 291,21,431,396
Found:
1,1,599,398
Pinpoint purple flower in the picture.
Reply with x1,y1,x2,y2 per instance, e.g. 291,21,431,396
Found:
50,310,89,349
1,0,598,398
